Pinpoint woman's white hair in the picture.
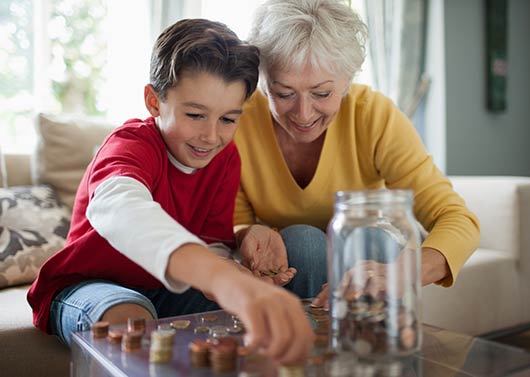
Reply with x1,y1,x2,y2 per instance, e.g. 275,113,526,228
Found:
248,0,368,88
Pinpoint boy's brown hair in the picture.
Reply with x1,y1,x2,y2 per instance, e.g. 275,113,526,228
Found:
150,18,260,101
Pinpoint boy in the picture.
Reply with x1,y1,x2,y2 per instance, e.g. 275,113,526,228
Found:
28,18,313,365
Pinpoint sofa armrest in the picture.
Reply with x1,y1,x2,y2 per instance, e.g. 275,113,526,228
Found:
4,153,33,187
449,176,530,262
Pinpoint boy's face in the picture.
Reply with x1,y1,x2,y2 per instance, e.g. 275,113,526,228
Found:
145,71,246,169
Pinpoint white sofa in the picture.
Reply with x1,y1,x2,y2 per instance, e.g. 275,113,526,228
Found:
1,115,530,375
422,176,530,337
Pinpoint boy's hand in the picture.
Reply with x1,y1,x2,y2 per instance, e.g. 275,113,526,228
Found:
237,225,296,286
214,271,314,365
166,244,313,365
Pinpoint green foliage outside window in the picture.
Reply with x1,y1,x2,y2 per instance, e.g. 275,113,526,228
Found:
0,0,107,152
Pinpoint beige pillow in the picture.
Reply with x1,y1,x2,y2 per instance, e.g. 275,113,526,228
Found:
34,113,115,209
0,185,70,288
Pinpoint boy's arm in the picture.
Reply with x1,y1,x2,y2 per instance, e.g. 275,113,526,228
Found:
166,243,314,365
86,175,205,292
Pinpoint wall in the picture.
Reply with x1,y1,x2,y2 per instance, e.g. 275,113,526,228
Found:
444,0,530,176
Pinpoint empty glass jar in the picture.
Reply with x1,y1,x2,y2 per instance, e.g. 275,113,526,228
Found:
327,189,422,361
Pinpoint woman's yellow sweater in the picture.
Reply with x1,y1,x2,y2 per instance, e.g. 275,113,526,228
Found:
234,84,479,286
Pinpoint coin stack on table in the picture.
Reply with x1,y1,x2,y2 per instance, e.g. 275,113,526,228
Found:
208,337,238,373
127,317,146,334
149,328,176,363
91,321,109,339
121,330,143,352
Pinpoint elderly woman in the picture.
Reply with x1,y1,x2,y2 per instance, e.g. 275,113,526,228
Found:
234,0,480,303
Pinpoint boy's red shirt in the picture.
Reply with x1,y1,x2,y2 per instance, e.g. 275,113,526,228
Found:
27,117,240,333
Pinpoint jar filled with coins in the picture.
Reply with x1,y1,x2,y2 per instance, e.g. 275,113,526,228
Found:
327,190,422,360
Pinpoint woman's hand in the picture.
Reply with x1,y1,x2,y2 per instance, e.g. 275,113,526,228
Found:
237,225,296,286
312,259,407,309
312,248,447,308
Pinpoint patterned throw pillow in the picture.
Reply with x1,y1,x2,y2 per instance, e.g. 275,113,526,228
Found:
0,185,71,288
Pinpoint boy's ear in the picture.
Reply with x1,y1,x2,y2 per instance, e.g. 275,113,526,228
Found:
144,84,161,117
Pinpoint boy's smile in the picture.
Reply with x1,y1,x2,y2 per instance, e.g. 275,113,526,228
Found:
145,71,246,169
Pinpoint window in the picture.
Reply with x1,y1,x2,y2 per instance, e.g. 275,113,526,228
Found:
0,0,151,153
1,0,373,154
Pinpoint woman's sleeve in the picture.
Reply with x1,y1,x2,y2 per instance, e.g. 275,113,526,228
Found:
367,95,480,286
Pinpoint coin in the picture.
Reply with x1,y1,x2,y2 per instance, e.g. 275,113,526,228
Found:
107,329,125,344
170,319,191,330
127,317,146,333
278,364,305,377
91,321,109,339
194,325,210,334
201,314,218,322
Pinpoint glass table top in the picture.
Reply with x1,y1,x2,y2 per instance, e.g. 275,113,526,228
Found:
71,309,530,377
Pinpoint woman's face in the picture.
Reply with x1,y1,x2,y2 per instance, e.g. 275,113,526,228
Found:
266,63,350,144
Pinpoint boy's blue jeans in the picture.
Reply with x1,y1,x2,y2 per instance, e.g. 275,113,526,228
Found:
50,224,328,346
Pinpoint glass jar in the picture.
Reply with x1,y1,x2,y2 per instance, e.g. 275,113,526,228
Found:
327,189,422,361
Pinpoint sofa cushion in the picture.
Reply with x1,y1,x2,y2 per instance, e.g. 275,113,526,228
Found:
0,185,70,289
0,285,70,377
34,113,115,209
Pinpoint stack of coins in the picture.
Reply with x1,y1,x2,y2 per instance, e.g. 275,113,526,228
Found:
91,321,109,339
209,337,238,373
149,328,176,363
278,364,305,377
107,329,126,344
121,331,143,352
188,339,211,368
128,317,146,333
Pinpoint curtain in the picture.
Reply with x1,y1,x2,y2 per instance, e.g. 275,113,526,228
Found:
364,0,429,118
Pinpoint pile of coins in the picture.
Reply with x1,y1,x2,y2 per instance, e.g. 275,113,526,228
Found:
121,331,143,352
331,295,418,356
209,337,238,372
278,364,305,377
107,329,125,344
149,328,176,363
128,317,146,333
188,336,239,372
91,321,109,339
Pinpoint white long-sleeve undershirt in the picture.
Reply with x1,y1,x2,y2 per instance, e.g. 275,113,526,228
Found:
86,175,231,293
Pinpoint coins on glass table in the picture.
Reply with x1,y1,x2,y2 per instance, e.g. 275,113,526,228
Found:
194,325,210,334
278,364,305,377
107,329,126,344
121,331,143,352
170,319,191,330
228,314,244,334
307,306,328,316
201,314,218,323
208,325,229,339
149,328,176,363
312,314,330,324
209,339,238,373
127,317,146,333
188,339,211,368
91,321,109,339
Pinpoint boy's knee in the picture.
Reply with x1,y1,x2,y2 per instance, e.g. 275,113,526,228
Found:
102,303,155,325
